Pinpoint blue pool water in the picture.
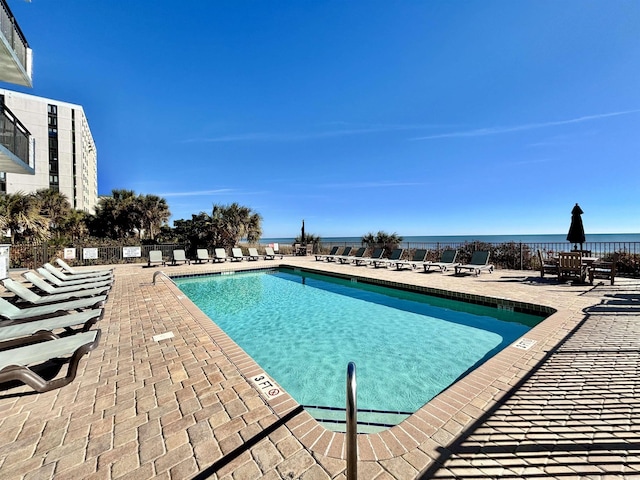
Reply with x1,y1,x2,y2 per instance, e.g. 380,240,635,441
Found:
176,269,543,430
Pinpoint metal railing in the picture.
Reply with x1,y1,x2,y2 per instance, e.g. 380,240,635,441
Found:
318,241,640,275
346,362,357,480
0,102,31,167
0,0,30,71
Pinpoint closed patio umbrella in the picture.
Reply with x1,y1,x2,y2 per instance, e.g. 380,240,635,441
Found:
301,219,305,244
567,203,586,251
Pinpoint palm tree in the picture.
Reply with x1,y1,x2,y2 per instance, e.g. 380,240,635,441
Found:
90,189,140,239
139,194,171,241
59,209,90,241
33,188,71,236
210,203,262,247
361,231,403,257
0,192,49,243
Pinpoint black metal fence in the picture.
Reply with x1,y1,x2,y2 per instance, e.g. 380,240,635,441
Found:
319,241,640,276
6,241,640,277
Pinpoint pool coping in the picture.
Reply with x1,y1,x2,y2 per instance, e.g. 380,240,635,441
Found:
163,263,574,461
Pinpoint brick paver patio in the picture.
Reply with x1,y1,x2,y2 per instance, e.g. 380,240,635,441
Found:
0,257,638,479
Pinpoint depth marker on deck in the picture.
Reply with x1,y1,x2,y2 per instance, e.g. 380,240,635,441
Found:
513,337,537,350
250,373,284,400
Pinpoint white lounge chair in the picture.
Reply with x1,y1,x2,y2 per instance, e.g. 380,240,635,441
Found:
0,329,101,392
147,250,165,267
0,309,103,344
230,248,246,261
213,248,228,262
247,248,260,261
393,249,427,270
0,295,106,321
454,251,494,276
315,246,340,261
42,262,113,280
371,248,404,268
423,250,459,272
170,249,191,266
359,248,385,266
263,247,283,260
336,247,362,264
55,258,113,277
23,271,112,294
43,263,112,282
37,267,113,287
195,249,211,264
2,278,108,305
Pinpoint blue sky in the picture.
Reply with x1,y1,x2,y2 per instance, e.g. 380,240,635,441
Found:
7,1,640,238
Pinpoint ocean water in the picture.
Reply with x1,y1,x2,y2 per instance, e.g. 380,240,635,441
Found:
262,233,640,246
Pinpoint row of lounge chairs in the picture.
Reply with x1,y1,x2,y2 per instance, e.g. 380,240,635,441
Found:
148,247,283,267
0,259,112,393
315,247,494,276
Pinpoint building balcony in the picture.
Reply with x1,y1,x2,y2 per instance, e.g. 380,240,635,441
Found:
0,0,32,87
0,102,34,174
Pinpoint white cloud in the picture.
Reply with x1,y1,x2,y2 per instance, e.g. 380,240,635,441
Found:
410,110,640,141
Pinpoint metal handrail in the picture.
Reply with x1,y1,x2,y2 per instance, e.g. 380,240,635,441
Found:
346,362,357,480
152,270,175,286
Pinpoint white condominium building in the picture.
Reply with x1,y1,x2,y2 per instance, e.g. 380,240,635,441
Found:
0,89,98,213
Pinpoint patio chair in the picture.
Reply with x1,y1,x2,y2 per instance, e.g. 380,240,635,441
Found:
371,248,404,268
213,248,228,262
194,249,211,264
315,246,340,261
247,248,260,261
0,329,101,393
423,250,459,272
230,248,246,261
37,267,113,287
43,263,112,282
558,251,586,282
264,247,283,260
0,295,106,322
454,251,494,276
2,278,108,305
55,258,113,277
588,253,618,285
537,250,558,278
147,250,165,267
393,249,428,270
23,271,112,294
0,309,104,345
170,249,191,266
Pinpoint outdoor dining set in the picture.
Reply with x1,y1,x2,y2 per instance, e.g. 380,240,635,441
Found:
538,250,617,285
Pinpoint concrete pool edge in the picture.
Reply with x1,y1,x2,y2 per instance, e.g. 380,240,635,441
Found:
160,263,586,463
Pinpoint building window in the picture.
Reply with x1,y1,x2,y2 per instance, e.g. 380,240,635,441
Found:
48,104,59,190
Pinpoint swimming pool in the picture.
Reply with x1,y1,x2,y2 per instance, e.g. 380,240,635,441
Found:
175,268,544,431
